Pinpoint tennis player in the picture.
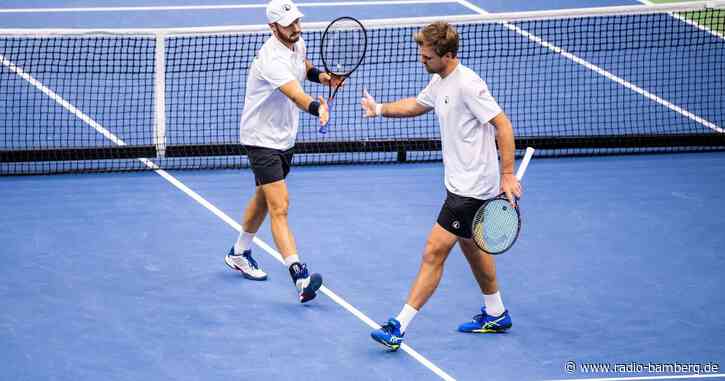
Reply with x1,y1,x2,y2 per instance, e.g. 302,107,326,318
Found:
361,21,522,349
225,0,341,303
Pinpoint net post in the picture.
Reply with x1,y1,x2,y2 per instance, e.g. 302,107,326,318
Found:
154,31,167,158
397,148,407,163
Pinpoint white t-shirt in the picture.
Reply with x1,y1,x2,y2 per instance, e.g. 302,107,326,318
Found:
240,35,307,150
416,63,503,200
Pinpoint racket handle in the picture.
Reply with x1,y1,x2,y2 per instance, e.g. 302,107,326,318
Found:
515,147,535,181
319,125,328,134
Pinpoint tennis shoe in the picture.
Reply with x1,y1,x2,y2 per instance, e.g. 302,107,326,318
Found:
457,307,512,333
289,262,322,303
225,247,268,281
371,318,405,351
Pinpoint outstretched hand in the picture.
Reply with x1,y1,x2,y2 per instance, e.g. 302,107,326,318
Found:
360,88,380,117
318,96,329,126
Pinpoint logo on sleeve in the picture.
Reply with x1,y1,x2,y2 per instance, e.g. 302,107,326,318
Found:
452,220,460,230
444,95,449,104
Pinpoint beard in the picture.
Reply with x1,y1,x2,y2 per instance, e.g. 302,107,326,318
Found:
424,64,437,74
276,29,300,45
282,33,299,44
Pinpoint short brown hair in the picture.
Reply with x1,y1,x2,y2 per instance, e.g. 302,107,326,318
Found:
414,21,459,58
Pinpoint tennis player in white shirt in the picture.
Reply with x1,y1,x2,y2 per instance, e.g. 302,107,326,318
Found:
225,0,341,304
362,21,522,350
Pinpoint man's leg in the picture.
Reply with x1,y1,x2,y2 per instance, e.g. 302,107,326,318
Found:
457,238,511,333
459,238,498,296
371,223,457,350
225,186,269,281
242,185,268,234
233,186,268,254
406,224,459,310
261,179,322,303
260,179,297,258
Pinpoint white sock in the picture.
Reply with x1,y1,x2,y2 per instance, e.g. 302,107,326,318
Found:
234,231,255,255
484,291,505,317
395,304,418,333
284,255,300,268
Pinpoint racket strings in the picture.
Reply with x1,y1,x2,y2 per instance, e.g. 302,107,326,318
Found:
473,199,520,253
322,19,366,75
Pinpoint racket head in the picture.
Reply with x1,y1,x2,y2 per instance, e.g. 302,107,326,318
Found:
320,16,367,76
471,196,521,255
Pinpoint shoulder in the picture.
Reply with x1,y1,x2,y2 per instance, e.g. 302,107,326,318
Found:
457,65,489,94
257,46,293,75
258,37,286,61
425,74,442,89
458,65,486,85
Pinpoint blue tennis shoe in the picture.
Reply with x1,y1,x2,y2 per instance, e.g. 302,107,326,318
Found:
371,318,405,351
457,308,512,333
289,262,322,303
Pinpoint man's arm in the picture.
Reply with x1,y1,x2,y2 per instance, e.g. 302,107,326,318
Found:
379,98,432,118
304,59,343,88
491,112,515,175
361,90,431,118
304,59,321,83
278,80,329,125
490,112,521,204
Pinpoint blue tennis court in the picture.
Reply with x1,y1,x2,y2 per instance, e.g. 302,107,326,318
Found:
1,1,724,380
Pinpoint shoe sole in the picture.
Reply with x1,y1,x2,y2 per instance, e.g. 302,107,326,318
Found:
460,324,512,334
467,328,510,333
224,256,268,281
370,334,401,351
300,273,322,303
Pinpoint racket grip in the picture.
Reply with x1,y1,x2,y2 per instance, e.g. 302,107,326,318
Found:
319,125,328,134
515,147,535,181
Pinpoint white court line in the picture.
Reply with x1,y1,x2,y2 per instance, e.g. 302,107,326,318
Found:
0,55,457,381
0,0,458,13
637,0,725,41
455,0,724,134
545,374,725,381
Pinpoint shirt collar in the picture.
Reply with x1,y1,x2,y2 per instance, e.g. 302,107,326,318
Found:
270,34,297,55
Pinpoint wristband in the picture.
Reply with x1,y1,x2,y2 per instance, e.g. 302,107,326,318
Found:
375,103,383,117
307,67,322,83
308,100,320,117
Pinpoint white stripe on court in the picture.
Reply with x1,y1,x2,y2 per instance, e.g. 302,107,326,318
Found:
637,0,725,41
545,373,725,381
0,0,458,13
0,55,457,381
455,0,724,134
0,54,127,147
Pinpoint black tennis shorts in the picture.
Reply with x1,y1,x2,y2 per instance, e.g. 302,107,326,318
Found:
244,145,294,186
437,190,486,239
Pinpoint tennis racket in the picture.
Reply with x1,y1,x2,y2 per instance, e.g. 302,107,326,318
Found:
318,16,367,133
471,147,535,255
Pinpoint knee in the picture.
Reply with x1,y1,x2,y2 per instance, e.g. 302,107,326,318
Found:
267,198,289,219
421,239,448,267
481,268,497,284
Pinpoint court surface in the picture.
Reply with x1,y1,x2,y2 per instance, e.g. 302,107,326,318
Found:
1,1,724,380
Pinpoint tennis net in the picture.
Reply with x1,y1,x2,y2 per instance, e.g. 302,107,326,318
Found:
1,1,724,174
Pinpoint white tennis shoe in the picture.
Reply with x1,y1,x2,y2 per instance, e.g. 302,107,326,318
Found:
225,248,268,281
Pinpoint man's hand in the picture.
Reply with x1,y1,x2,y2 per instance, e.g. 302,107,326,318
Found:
500,173,522,207
361,88,381,117
318,96,329,126
320,72,344,89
